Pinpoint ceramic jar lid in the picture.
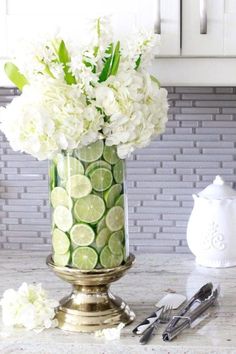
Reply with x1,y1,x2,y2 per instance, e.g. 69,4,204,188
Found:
198,175,236,199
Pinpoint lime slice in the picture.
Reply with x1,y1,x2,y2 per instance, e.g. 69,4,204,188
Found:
74,195,105,223
105,184,122,209
66,174,92,199
75,140,104,163
100,246,123,268
115,194,124,208
106,206,124,232
53,252,70,266
111,230,124,243
90,167,113,192
53,206,73,232
96,227,111,249
85,160,111,176
103,145,119,165
57,155,84,179
70,224,95,246
72,246,98,270
52,228,70,254
108,232,123,255
51,187,72,209
113,160,124,184
96,217,106,233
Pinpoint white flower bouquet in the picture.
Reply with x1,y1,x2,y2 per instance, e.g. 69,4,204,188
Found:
0,17,168,160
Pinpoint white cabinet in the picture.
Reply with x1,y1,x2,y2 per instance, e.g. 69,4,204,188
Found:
182,0,236,56
182,0,224,56
2,0,236,86
0,0,179,57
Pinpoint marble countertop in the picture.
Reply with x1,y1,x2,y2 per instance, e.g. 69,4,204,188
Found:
0,251,236,354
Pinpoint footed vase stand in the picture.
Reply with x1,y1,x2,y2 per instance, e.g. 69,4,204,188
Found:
47,254,135,332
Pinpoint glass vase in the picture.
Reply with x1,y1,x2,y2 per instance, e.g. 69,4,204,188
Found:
49,140,129,270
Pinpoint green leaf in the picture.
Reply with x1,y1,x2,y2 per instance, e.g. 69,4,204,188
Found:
150,75,160,87
58,40,76,85
135,55,142,70
110,41,120,76
58,40,70,64
4,62,28,91
98,43,113,83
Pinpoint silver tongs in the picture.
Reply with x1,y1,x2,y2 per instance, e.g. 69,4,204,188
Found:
162,282,219,342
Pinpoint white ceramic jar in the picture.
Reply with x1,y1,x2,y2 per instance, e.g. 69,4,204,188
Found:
187,175,236,268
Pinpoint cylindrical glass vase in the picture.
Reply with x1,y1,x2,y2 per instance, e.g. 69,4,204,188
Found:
49,140,129,270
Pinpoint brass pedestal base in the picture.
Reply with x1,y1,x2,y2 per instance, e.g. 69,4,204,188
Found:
46,254,135,332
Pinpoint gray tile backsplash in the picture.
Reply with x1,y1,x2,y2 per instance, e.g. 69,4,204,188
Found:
0,86,236,253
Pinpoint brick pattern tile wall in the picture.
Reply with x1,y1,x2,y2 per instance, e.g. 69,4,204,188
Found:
0,86,236,253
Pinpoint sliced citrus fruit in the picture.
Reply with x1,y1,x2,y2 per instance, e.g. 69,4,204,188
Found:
51,186,72,209
52,228,70,254
103,145,119,165
53,206,73,232
100,245,123,268
66,174,92,199
75,140,104,162
115,194,124,208
105,184,122,208
96,227,111,249
57,155,84,179
85,160,111,176
90,167,113,192
106,206,124,232
96,217,106,233
70,224,95,246
72,246,98,270
53,252,70,266
74,195,105,223
113,160,124,184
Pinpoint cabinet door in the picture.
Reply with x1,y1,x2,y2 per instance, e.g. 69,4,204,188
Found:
144,0,180,56
182,0,224,56
224,0,236,55
0,0,180,58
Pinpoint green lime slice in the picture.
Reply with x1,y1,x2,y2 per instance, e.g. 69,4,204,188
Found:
57,155,84,179
111,230,124,243
106,206,124,232
53,251,70,266
96,227,111,249
53,206,73,232
51,186,72,209
75,140,104,163
90,167,113,192
85,160,111,176
105,184,122,209
115,194,124,208
113,160,124,184
96,217,106,233
52,228,70,254
74,195,105,223
72,246,98,270
70,224,95,246
108,232,123,255
66,174,92,199
103,145,119,165
100,245,123,268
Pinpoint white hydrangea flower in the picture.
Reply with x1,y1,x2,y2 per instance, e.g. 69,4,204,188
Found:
0,17,168,161
0,81,104,160
0,283,58,331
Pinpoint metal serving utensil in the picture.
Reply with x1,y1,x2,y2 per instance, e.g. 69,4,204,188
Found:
139,305,173,345
133,293,186,335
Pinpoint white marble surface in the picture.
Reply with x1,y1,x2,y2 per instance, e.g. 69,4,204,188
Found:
0,251,236,354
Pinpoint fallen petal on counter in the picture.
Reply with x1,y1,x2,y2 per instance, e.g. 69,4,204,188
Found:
95,323,125,340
